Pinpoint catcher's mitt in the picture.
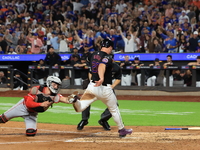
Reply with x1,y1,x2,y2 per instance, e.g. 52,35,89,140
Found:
32,94,53,112
68,91,80,103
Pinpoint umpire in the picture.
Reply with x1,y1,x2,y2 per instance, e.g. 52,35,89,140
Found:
77,55,122,131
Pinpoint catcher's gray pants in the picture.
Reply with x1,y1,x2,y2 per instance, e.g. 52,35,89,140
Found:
73,81,124,130
2,99,38,130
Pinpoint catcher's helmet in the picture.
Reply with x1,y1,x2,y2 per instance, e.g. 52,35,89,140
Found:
46,76,61,94
100,39,114,48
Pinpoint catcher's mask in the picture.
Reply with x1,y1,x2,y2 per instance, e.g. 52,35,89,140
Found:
46,76,61,94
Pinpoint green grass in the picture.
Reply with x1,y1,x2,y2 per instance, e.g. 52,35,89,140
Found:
1,97,200,126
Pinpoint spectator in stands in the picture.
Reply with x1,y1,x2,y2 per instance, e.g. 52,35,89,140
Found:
70,0,84,14
44,46,61,77
18,33,27,46
187,6,196,23
8,47,17,54
165,3,174,18
26,45,32,54
178,34,188,53
146,30,160,53
0,46,4,54
27,32,43,54
15,45,26,54
4,29,12,47
132,29,141,53
100,28,122,51
10,31,18,49
153,39,162,53
115,0,127,14
0,34,8,54
119,27,134,53
0,71,7,84
159,30,178,53
179,11,190,24
187,31,199,52
58,33,69,53
50,32,59,52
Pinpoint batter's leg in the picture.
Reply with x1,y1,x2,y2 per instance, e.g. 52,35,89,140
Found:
73,83,98,112
102,86,132,137
101,86,124,130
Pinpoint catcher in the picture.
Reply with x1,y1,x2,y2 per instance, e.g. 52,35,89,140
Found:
0,76,79,136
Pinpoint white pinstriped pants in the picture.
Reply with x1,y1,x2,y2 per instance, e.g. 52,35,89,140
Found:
73,82,124,130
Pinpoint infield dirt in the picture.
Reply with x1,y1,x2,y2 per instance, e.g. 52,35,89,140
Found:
0,90,200,150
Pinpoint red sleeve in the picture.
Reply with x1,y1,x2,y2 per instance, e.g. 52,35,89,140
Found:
24,94,41,108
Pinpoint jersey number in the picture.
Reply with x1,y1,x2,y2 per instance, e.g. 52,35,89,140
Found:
91,61,99,73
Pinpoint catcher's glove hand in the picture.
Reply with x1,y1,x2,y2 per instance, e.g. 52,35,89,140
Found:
32,94,53,112
68,91,80,104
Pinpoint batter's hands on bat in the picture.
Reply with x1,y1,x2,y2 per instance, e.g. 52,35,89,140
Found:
94,79,103,87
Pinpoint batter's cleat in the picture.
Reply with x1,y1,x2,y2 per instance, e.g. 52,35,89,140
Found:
68,91,80,103
77,120,88,130
98,120,111,131
118,128,133,138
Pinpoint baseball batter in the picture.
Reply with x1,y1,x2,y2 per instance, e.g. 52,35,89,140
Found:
70,39,133,138
77,60,122,131
0,76,78,136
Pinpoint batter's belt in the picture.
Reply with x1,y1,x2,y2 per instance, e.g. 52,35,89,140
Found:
91,80,110,86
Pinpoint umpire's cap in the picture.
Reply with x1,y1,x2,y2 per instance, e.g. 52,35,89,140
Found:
100,39,114,48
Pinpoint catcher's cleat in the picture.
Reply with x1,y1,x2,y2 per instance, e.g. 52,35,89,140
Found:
98,120,111,131
118,128,133,138
68,91,80,103
77,120,88,130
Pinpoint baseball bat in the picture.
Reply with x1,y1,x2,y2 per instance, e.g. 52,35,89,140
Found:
165,127,200,130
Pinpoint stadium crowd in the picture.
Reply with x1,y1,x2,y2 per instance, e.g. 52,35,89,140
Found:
0,0,200,88
0,0,199,54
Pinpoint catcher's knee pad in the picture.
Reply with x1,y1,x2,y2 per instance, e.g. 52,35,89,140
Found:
26,129,37,136
0,114,8,123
